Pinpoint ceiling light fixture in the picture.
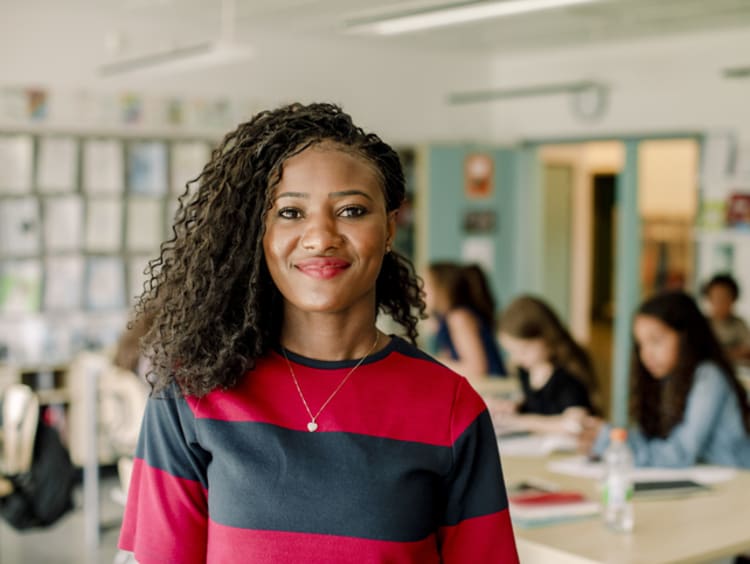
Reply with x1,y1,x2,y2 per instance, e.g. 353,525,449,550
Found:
98,0,252,77
345,0,603,35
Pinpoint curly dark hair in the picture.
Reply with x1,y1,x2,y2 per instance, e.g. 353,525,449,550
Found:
136,102,425,396
630,291,750,437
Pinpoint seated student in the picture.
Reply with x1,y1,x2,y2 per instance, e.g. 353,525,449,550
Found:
423,262,506,379
492,295,597,434
702,273,750,364
580,291,750,468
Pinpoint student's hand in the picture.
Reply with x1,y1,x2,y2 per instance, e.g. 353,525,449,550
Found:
487,397,520,418
577,416,604,455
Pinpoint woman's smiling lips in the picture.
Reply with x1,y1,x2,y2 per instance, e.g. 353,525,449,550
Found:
295,257,351,279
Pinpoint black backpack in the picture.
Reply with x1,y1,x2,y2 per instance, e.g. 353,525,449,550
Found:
0,421,76,530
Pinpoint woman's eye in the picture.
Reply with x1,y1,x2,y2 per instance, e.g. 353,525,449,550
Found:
278,208,302,219
339,206,367,218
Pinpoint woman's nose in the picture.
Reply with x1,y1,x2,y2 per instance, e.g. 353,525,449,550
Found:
301,214,342,251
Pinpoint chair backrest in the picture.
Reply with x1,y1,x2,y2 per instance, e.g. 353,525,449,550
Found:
1,383,39,476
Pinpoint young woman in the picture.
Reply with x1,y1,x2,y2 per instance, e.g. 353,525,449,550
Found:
118,103,519,563
580,291,750,468
493,295,598,434
424,262,506,379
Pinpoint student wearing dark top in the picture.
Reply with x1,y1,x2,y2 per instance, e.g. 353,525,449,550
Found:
424,262,506,378
492,295,598,434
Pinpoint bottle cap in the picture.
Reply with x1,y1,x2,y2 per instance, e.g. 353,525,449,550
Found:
610,427,628,442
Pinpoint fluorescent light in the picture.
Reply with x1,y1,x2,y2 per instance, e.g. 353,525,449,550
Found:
347,0,603,35
98,40,253,77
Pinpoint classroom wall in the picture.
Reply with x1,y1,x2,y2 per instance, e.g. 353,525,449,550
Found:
0,5,494,144
486,28,750,143
424,145,518,309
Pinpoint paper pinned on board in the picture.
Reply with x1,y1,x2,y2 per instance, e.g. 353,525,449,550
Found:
44,255,84,310
171,140,210,195
126,197,163,252
85,198,123,252
44,195,83,251
0,198,40,255
0,135,33,194
83,139,123,194
128,141,168,197
37,136,78,193
548,455,737,484
85,256,125,310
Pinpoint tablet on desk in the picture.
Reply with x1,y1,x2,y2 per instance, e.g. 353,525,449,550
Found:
634,479,710,498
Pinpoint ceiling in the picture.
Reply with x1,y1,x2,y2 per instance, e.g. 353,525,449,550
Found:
102,0,750,54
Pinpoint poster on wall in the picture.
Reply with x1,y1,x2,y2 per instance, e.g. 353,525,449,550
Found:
464,153,494,199
85,257,125,310
462,209,496,234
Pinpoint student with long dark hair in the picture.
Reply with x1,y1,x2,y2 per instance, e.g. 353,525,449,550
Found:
423,262,506,378
580,291,750,467
118,103,518,563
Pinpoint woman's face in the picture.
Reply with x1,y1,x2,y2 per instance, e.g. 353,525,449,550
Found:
633,314,680,379
499,333,549,370
263,146,396,317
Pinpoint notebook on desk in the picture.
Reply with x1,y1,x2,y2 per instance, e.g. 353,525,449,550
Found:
634,479,711,498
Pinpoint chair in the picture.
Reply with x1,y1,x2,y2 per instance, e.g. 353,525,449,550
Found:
0,383,40,497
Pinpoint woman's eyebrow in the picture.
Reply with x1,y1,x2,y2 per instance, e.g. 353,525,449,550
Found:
329,190,374,201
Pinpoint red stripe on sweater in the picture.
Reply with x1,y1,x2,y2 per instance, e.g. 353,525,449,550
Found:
438,509,519,563
186,351,486,446
118,458,208,564
205,521,441,564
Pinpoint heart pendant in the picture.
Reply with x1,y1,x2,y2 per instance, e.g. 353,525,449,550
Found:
307,421,318,432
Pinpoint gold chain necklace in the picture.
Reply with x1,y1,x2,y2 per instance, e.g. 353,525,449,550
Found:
281,333,379,432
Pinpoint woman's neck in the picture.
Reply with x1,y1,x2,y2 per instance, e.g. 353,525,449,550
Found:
528,362,555,390
280,311,381,361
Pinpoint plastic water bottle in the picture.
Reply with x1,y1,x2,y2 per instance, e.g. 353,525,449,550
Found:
602,427,634,532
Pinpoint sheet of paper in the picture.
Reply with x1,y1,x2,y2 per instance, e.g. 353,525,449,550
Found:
128,141,168,197
128,254,154,304
0,259,42,314
548,455,737,484
44,255,84,310
83,139,124,194
85,198,123,252
171,140,210,195
0,135,33,194
44,195,83,251
85,257,125,310
37,136,78,193
498,434,578,458
126,197,163,251
0,198,40,255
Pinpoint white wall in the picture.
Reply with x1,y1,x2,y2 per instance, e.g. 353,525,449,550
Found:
0,5,494,143
487,29,750,142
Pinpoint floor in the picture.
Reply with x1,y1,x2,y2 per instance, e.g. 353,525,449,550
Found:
0,471,123,564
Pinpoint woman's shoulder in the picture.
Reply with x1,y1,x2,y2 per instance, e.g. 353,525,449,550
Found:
691,361,732,393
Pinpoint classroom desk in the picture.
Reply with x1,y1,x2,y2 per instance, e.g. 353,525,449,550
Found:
502,454,750,564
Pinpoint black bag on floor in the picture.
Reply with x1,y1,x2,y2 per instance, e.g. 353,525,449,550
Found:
0,422,76,530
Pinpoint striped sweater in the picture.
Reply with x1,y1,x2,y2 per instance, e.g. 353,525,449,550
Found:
119,336,519,563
